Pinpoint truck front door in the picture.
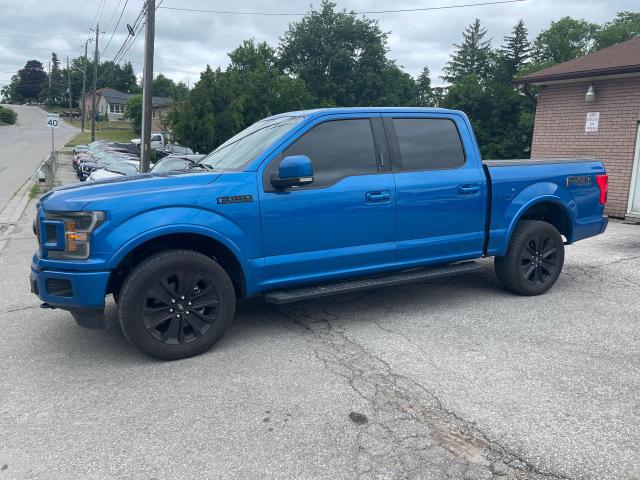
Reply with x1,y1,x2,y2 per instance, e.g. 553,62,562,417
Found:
382,113,486,267
259,115,396,290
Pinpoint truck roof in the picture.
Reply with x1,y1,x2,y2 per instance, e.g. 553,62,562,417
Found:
266,107,465,121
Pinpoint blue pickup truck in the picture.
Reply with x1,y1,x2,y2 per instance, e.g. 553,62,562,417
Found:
31,108,609,359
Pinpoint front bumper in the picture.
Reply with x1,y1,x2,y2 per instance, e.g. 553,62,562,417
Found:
30,262,110,310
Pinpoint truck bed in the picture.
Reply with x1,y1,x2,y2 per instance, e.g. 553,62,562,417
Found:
483,157,607,257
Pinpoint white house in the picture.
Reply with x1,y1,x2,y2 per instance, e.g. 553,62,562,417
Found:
84,87,171,122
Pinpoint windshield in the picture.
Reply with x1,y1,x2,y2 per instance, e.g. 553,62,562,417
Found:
108,163,138,175
198,116,303,171
152,158,191,173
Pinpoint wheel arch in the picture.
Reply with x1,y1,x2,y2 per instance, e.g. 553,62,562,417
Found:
107,227,249,300
501,196,574,256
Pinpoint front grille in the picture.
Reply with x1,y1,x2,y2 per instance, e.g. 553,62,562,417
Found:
46,278,73,297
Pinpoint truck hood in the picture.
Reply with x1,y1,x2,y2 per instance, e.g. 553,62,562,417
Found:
40,172,222,212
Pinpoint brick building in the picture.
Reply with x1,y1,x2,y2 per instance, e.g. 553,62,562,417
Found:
517,37,640,219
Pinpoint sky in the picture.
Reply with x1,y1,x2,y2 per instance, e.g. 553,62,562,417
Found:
0,0,637,91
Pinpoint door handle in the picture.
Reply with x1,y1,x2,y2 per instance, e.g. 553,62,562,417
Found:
365,190,391,203
458,184,480,195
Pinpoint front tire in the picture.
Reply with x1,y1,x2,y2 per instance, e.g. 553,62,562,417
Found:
118,249,236,360
495,220,564,296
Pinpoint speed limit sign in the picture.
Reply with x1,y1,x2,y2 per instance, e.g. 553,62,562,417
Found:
45,112,60,129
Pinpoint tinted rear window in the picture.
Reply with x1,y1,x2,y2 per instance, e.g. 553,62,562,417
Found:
392,118,465,171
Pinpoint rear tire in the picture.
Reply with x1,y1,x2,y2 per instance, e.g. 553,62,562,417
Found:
118,249,236,360
495,220,564,296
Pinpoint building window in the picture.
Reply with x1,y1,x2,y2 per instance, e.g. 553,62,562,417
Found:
109,103,124,114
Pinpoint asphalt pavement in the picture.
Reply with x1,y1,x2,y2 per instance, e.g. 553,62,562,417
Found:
0,160,638,479
0,104,77,213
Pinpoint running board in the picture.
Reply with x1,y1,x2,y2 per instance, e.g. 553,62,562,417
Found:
263,261,484,304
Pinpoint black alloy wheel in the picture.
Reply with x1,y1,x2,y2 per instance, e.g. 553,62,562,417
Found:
495,220,565,296
118,249,236,360
142,270,221,346
519,234,559,286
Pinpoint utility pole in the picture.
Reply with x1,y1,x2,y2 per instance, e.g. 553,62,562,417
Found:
91,24,100,142
140,0,155,173
67,56,72,120
80,39,91,133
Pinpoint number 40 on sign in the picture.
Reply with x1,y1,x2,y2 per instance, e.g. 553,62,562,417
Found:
45,112,59,128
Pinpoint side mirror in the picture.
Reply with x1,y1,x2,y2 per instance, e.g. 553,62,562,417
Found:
270,155,314,190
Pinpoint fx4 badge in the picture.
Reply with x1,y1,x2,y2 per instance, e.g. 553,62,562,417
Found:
566,175,592,187
217,195,253,204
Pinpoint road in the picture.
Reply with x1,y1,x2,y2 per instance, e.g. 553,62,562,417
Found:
0,160,639,479
0,105,77,213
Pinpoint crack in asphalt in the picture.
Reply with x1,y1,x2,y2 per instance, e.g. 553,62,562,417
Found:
269,303,570,480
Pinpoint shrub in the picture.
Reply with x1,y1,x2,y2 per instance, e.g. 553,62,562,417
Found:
0,106,17,124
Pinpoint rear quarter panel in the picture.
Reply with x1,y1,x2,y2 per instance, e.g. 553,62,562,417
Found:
487,160,606,256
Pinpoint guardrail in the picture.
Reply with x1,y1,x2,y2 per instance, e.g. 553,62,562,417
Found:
36,151,58,190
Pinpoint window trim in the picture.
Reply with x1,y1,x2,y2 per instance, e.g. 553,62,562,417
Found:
383,116,467,173
262,117,385,192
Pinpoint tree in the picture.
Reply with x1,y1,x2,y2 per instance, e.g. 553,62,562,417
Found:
124,94,142,134
44,52,64,104
152,73,176,98
16,60,47,102
442,19,492,84
594,12,640,49
498,19,531,80
167,66,244,153
279,0,413,106
532,17,599,65
228,39,313,126
1,75,22,103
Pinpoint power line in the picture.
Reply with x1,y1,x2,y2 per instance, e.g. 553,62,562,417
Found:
103,0,125,32
101,0,130,57
158,0,526,16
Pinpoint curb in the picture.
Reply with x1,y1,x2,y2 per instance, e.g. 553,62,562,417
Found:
0,180,33,225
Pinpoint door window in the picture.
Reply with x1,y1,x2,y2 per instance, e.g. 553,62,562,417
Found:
269,119,378,189
392,118,465,171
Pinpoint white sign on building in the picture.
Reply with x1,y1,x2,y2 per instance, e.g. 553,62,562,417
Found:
585,112,600,132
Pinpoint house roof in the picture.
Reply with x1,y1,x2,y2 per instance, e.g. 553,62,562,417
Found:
517,36,640,84
95,87,171,107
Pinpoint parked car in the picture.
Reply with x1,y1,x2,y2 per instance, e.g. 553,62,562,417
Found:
87,160,139,181
150,154,206,174
131,132,166,151
157,144,194,159
77,155,140,181
73,140,110,156
31,107,609,360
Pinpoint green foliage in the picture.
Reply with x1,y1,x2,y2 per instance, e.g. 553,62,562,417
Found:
44,52,64,104
0,106,17,124
16,60,47,102
442,19,492,84
278,0,413,107
167,66,244,153
152,73,190,100
124,95,143,134
594,12,640,49
532,17,599,64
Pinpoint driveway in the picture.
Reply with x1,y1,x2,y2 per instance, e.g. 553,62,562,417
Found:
0,105,77,213
0,181,638,479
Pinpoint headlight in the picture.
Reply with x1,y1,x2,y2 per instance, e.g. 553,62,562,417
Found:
45,211,105,260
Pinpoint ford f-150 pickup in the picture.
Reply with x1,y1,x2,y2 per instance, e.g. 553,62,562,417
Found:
30,108,609,359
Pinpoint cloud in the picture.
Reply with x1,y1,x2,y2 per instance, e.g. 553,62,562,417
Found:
0,0,635,90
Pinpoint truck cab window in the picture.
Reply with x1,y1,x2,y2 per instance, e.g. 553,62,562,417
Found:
392,118,465,171
281,119,377,188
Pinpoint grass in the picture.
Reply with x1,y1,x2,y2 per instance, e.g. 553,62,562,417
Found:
29,183,40,200
65,120,137,146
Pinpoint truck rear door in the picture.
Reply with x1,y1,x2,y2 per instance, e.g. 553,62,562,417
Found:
381,113,486,267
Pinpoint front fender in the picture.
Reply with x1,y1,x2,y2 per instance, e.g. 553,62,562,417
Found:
97,207,258,292
489,182,577,256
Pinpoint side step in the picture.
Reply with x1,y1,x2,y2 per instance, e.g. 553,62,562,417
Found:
264,261,484,304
